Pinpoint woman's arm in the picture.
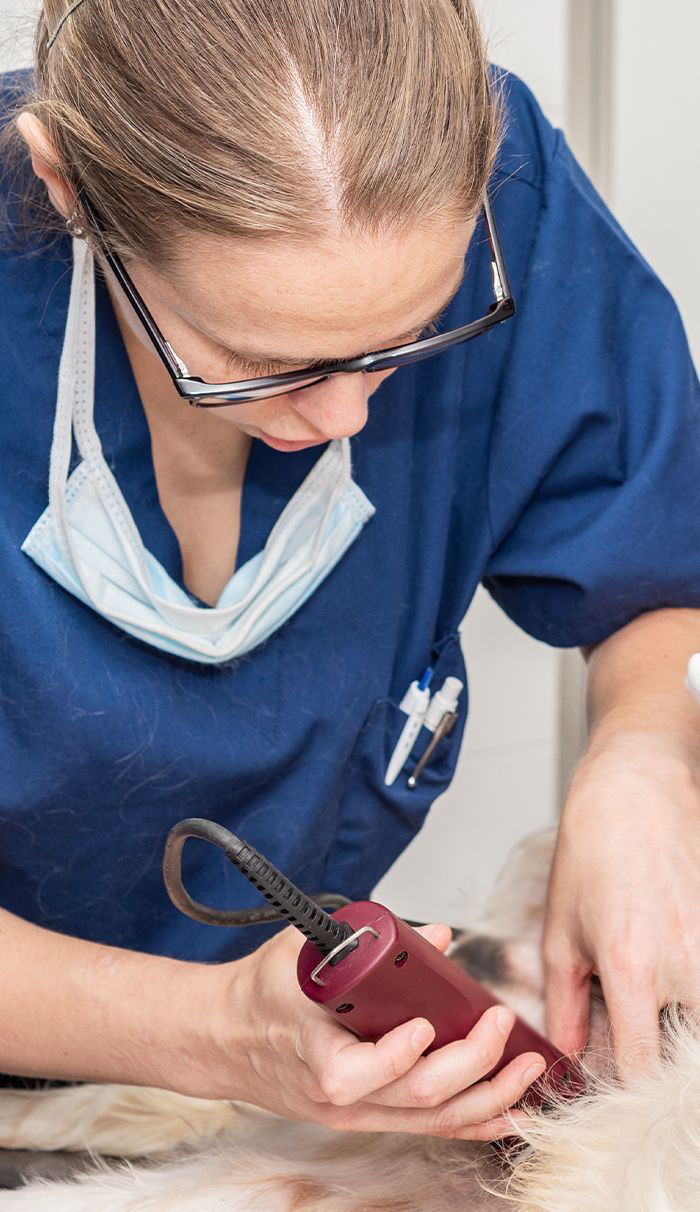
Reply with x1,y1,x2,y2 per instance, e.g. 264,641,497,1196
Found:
544,607,700,1075
0,904,218,1089
584,607,700,770
0,903,546,1138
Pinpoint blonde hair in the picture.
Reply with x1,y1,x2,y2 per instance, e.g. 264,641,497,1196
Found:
1,0,502,269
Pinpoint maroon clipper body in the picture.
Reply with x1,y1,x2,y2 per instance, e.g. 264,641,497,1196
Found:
298,900,582,1107
163,821,583,1112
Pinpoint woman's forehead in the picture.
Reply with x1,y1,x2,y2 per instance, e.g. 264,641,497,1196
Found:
148,219,473,362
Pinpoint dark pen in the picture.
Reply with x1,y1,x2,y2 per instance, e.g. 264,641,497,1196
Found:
407,709,458,787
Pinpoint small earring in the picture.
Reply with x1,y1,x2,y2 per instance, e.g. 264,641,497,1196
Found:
66,209,86,239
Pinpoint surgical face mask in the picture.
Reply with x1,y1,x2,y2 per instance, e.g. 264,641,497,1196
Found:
22,237,375,664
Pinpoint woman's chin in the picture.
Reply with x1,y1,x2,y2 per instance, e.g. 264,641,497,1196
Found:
254,430,326,452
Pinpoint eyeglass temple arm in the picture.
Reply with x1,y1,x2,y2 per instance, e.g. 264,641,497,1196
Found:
483,193,512,304
77,190,189,380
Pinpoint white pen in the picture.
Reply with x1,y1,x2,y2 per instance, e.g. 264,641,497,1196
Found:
384,666,433,786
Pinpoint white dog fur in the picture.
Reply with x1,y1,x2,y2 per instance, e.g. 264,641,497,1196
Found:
0,828,698,1211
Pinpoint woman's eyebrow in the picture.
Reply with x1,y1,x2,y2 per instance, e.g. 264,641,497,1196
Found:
208,269,466,367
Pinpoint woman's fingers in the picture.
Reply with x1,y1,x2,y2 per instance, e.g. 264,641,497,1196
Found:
300,925,545,1138
456,1110,531,1142
303,921,455,1106
544,942,592,1056
305,1002,544,1140
322,1051,543,1138
412,1048,545,1132
598,961,661,1079
365,1005,534,1108
413,922,453,953
305,1015,438,1106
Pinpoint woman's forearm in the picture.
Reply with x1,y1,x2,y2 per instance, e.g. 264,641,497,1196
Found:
547,607,700,1064
584,607,700,772
0,904,220,1090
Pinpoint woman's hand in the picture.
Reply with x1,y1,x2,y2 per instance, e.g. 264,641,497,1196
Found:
543,731,700,1077
192,921,544,1140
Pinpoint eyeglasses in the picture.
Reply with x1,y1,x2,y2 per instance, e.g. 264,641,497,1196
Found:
79,191,515,408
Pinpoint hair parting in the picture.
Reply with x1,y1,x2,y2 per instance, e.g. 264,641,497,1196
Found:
1,1,503,269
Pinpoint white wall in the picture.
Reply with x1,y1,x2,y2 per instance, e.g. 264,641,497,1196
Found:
476,0,570,129
0,2,37,72
609,0,699,364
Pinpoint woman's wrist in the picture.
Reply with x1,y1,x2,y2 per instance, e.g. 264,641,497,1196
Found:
150,954,250,1100
568,726,700,822
583,609,700,779
93,945,252,1099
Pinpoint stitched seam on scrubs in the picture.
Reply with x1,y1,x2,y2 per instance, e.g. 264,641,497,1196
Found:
551,136,641,264
480,119,562,562
482,185,551,561
518,592,700,628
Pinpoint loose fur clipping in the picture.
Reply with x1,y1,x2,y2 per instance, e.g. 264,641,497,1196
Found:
496,1002,700,1212
0,829,698,1210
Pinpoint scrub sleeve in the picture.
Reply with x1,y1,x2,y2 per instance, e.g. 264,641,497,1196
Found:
483,129,700,643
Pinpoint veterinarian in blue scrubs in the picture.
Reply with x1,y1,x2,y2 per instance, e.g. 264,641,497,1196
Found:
0,0,698,1137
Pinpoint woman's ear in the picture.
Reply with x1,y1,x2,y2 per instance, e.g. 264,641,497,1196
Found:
15,112,76,221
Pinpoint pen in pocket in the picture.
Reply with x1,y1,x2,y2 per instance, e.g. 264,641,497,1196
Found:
408,676,463,788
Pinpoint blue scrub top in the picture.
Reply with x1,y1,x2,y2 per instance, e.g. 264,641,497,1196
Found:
1,68,699,964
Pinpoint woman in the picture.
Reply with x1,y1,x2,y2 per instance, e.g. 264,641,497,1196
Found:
0,0,698,1145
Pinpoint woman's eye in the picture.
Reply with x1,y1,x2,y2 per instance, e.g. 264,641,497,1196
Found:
215,319,441,379
234,359,282,378
217,349,264,376
215,346,306,379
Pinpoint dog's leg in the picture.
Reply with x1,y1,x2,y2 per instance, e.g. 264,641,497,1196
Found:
0,1083,239,1157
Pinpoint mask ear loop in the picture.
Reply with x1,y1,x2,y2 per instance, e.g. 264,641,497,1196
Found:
47,235,92,564
47,237,159,616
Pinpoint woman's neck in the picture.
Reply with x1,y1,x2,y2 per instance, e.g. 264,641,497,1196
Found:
104,270,253,605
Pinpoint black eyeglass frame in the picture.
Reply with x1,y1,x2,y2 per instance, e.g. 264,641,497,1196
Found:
79,191,515,408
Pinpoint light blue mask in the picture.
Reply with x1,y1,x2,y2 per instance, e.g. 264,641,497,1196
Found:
22,237,375,664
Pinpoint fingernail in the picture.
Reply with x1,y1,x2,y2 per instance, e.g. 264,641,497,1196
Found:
411,1022,431,1049
494,1007,514,1035
523,1062,546,1085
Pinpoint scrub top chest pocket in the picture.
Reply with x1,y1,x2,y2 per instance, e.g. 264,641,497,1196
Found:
322,632,468,900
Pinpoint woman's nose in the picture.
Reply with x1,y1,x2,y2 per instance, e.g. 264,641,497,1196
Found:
290,373,370,440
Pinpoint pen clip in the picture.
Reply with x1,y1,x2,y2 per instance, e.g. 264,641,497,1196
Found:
407,710,458,788
384,667,434,786
399,666,434,715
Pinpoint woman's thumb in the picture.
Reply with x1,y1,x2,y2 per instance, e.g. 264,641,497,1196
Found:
413,922,452,952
